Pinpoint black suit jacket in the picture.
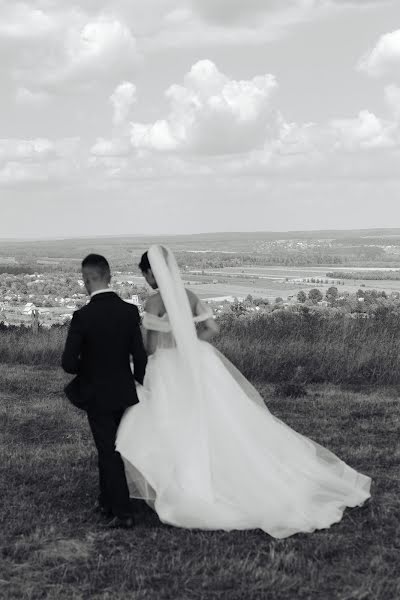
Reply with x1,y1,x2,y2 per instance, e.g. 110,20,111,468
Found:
61,292,147,413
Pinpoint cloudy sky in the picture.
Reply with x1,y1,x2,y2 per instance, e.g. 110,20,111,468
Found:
1,0,400,238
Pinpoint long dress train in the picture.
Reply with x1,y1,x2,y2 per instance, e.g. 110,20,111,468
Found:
116,303,371,539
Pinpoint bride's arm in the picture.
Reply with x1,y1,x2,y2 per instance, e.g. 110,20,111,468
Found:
143,295,160,355
145,330,158,355
189,293,219,341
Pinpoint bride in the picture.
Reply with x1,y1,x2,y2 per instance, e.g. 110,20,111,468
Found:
116,245,371,538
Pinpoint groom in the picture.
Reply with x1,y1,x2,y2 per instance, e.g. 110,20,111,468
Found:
62,254,147,528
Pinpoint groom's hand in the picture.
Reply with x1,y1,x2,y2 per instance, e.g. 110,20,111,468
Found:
129,307,147,385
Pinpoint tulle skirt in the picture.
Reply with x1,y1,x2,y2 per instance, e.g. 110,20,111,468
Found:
116,342,371,538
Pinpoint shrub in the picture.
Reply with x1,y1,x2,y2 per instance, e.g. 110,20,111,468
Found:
308,288,323,304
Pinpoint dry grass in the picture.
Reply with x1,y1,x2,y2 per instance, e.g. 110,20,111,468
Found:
3,307,400,387
216,309,400,385
1,364,399,599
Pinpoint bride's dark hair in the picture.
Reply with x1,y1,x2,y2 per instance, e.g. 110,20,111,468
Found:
138,251,151,273
139,246,168,273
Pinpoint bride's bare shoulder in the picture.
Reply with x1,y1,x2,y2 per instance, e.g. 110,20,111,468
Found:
145,293,164,316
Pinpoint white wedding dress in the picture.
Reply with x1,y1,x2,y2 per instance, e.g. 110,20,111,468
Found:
116,246,371,539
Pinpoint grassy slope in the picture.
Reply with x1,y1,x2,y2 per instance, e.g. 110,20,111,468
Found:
4,308,400,387
1,365,399,600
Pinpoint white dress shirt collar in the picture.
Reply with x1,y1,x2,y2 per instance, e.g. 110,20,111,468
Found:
90,288,113,298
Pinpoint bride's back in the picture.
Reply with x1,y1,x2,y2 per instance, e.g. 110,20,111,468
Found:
146,288,198,319
143,289,214,352
143,289,199,351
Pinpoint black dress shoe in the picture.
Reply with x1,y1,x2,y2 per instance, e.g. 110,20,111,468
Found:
93,502,113,518
105,515,135,529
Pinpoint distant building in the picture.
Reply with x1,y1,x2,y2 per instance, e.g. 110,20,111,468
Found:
23,302,36,315
125,294,142,307
204,296,244,303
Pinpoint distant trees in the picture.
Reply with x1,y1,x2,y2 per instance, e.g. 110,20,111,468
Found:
326,286,339,303
326,270,400,281
0,265,36,275
230,301,247,316
308,289,323,304
297,291,307,303
251,297,270,308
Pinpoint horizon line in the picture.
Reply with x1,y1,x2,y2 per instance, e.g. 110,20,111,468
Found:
1,226,400,243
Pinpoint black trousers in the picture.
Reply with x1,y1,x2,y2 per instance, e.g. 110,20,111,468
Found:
87,408,132,519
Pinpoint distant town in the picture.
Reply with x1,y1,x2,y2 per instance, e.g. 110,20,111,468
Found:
2,229,400,326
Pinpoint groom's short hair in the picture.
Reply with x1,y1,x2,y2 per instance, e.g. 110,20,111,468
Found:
82,254,111,280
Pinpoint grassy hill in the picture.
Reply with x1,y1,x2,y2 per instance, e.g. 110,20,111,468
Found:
1,311,399,598
3,306,400,386
1,364,398,599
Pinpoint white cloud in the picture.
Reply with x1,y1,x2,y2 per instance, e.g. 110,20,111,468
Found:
189,0,392,27
130,60,278,155
88,151,214,184
191,0,314,26
0,162,46,185
269,120,330,166
201,100,400,181
261,108,400,175
0,138,56,163
0,159,76,186
88,154,130,181
144,0,393,49
130,121,179,152
385,84,400,120
110,81,137,127
0,137,81,186
145,3,318,49
90,137,132,157
15,87,52,107
87,57,400,183
61,17,139,84
0,2,56,41
89,81,138,159
3,4,399,190
2,0,394,104
330,110,397,150
11,13,140,92
358,29,400,78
